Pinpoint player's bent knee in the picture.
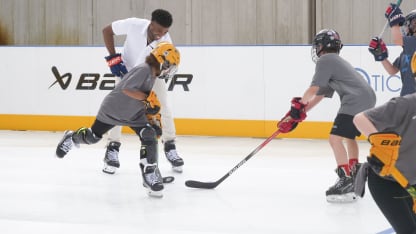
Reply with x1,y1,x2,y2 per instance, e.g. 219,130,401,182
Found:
139,124,157,142
73,127,102,144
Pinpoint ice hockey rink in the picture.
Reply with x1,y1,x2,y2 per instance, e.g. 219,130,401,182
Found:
0,130,396,234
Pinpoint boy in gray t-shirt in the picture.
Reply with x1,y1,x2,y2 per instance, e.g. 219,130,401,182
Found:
55,42,180,198
354,93,416,233
278,29,376,203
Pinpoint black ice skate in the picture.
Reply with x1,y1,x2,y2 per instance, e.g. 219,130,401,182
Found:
56,130,78,158
326,167,357,203
102,141,121,174
164,140,184,173
140,163,164,197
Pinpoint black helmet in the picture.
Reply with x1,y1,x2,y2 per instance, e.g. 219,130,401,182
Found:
311,29,343,63
404,10,416,36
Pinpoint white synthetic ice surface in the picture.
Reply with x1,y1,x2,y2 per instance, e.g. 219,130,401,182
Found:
0,130,394,234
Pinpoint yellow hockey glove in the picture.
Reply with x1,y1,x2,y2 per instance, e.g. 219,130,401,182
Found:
143,91,161,115
147,112,162,138
367,132,407,186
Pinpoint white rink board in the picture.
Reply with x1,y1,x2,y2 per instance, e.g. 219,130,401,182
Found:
0,45,403,121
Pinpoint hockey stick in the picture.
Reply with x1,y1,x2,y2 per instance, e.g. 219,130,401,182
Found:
185,129,282,189
379,0,403,38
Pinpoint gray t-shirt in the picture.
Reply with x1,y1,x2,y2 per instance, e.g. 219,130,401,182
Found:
364,93,416,184
96,64,155,127
312,53,376,115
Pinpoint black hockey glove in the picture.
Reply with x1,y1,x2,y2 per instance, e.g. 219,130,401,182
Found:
368,37,388,62
385,3,405,27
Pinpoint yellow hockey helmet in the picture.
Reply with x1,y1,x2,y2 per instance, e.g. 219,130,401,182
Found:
151,42,180,79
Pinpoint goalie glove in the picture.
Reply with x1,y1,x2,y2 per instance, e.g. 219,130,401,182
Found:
143,91,161,115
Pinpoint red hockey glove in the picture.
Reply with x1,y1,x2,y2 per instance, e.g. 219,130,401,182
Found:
368,37,388,62
277,97,307,133
277,116,299,133
289,97,307,121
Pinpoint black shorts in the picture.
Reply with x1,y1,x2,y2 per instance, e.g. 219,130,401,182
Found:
330,113,361,139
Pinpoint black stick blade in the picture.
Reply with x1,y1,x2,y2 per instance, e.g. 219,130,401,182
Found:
185,180,219,189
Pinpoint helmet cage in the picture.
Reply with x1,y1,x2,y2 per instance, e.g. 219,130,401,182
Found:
151,42,180,79
159,62,178,79
311,29,342,63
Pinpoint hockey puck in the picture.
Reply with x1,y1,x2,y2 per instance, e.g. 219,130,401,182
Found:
162,176,175,183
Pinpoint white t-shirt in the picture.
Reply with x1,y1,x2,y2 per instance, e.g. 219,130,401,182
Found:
111,17,173,70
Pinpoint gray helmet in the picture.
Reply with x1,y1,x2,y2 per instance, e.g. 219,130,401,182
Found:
404,10,416,36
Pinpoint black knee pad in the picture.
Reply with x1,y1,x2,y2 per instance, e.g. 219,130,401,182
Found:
72,127,101,145
139,125,157,142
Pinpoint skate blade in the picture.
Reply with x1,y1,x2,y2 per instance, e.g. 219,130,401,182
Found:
172,166,183,173
326,192,358,203
102,164,117,174
142,183,164,198
147,190,163,198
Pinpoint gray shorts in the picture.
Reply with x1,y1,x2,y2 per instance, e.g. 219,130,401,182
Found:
330,113,361,139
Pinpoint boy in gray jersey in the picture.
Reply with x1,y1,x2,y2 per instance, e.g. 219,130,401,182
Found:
55,42,180,197
354,94,416,233
369,4,416,96
102,9,184,174
278,29,376,203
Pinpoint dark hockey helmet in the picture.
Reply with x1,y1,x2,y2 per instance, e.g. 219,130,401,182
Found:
404,10,416,36
311,29,343,63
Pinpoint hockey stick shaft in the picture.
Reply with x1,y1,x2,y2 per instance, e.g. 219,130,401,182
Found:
185,129,282,189
379,0,403,38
